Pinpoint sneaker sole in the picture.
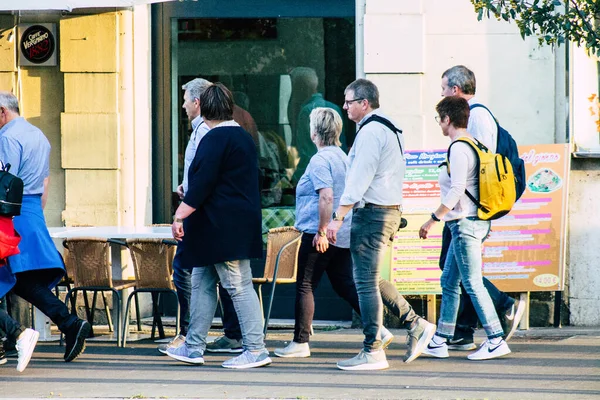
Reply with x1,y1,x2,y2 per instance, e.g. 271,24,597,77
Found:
468,346,511,361
205,348,244,353
64,322,91,362
337,360,389,371
404,323,436,364
222,356,272,369
381,334,394,350
166,353,205,365
17,330,39,372
448,343,477,351
157,347,168,355
505,297,527,342
274,350,310,358
0,358,6,365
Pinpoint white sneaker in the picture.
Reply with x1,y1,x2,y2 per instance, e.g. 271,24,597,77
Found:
467,339,511,361
504,293,527,341
337,349,389,371
16,328,39,372
422,338,449,358
381,327,394,349
157,334,186,355
274,341,310,358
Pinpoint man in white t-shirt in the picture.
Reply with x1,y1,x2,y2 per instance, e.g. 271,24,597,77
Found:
438,65,526,349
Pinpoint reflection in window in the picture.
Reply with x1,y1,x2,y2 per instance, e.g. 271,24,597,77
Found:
172,18,355,214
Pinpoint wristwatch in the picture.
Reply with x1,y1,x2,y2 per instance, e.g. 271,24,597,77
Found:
318,230,326,237
174,217,184,223
430,212,441,222
332,212,345,222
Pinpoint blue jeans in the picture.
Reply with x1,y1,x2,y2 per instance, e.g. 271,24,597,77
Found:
439,224,513,339
172,248,241,339
350,207,418,352
186,259,266,353
437,218,504,340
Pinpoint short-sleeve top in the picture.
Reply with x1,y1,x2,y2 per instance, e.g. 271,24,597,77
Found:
295,146,352,248
0,117,50,195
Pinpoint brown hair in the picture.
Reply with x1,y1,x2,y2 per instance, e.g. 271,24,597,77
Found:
199,83,234,121
436,96,470,129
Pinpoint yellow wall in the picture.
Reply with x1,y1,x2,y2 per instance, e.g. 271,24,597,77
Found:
0,9,152,227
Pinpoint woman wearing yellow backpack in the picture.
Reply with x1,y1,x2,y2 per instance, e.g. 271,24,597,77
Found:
418,96,510,361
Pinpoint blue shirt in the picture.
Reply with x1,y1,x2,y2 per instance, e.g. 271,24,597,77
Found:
295,146,352,248
0,117,50,195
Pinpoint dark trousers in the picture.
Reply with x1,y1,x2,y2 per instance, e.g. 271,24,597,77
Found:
439,223,514,338
172,248,241,339
12,270,78,334
294,234,359,343
0,308,23,341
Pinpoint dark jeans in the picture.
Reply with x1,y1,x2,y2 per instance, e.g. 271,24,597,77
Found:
0,308,23,341
12,270,78,334
172,249,241,340
351,207,419,352
439,223,514,339
294,234,359,343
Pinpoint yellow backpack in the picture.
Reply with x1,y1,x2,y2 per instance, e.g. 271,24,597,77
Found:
445,137,517,220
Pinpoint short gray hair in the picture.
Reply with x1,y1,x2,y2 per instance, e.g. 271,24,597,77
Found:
345,79,379,109
290,67,318,91
442,65,476,95
309,107,342,147
0,91,19,114
182,78,212,101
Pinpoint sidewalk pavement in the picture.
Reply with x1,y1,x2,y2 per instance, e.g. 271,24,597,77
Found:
1,326,599,400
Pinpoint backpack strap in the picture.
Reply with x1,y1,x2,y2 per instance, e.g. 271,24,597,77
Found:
445,137,490,214
357,114,403,156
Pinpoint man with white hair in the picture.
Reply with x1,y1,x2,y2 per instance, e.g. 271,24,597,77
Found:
158,78,243,355
0,91,89,363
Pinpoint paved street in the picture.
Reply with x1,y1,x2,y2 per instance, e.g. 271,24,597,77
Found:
1,327,599,399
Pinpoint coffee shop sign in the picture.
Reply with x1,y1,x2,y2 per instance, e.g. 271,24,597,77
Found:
18,23,57,66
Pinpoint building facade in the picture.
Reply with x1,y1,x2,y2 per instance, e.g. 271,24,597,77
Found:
0,0,597,325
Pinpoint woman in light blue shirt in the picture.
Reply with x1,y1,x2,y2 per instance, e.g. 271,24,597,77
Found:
274,107,392,358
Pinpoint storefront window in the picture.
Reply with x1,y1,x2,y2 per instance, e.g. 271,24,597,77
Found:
170,17,356,214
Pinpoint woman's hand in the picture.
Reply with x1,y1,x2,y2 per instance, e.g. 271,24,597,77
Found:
313,233,329,253
172,220,184,241
419,219,436,239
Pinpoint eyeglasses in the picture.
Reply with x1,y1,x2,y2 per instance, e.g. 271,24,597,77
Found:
344,98,364,106
435,115,443,123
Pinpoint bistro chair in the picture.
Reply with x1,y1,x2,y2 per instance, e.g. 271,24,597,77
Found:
254,226,302,336
121,238,179,347
63,237,136,347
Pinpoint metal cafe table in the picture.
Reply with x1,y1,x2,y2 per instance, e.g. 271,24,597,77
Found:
48,226,173,344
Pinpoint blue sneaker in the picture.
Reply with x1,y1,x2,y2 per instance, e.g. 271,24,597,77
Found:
222,349,271,369
166,343,204,365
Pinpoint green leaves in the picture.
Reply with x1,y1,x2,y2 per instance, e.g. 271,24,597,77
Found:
470,0,600,56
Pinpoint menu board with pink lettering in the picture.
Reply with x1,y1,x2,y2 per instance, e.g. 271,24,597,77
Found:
483,144,570,292
390,144,570,294
391,150,446,294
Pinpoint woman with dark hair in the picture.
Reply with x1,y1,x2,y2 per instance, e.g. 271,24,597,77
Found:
167,83,271,369
419,96,510,361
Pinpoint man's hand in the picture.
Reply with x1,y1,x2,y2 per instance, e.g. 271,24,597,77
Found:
172,220,184,241
313,234,329,253
419,219,436,239
176,184,185,200
326,220,343,244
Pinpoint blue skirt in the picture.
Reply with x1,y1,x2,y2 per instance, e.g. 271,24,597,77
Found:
0,195,64,298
